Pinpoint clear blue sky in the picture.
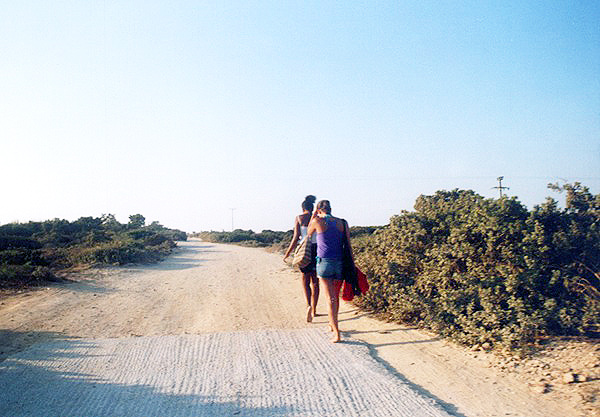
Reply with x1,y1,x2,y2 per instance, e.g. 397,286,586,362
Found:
2,1,599,232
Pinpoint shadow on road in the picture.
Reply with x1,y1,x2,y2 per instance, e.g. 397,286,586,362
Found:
178,243,227,254
131,256,207,271
57,278,116,294
343,327,421,335
341,337,466,417
0,336,295,416
180,243,218,250
0,329,72,363
343,331,443,347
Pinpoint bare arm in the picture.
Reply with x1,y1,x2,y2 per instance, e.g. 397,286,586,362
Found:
283,216,301,259
307,215,319,240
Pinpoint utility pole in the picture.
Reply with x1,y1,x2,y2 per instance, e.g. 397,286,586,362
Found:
229,208,236,231
493,176,510,198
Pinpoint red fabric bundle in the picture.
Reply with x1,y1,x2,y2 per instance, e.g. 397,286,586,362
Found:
341,267,369,301
341,278,354,301
357,267,369,294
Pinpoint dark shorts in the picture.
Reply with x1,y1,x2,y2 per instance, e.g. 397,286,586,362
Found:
299,244,318,274
316,257,343,280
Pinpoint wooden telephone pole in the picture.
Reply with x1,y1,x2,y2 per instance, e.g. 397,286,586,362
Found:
493,176,510,198
229,208,236,231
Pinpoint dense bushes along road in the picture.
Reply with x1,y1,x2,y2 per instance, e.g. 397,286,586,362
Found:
200,183,599,351
354,183,599,350
0,214,186,288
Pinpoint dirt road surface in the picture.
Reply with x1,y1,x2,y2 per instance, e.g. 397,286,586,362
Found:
0,240,576,416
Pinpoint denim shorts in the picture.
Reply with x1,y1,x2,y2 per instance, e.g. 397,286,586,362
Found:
316,257,343,280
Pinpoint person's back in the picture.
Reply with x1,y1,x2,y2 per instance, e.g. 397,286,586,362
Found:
283,195,319,323
316,216,343,259
306,199,352,343
299,213,318,244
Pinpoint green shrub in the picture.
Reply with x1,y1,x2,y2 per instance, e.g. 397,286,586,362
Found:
72,238,174,266
0,264,56,287
128,230,155,240
355,185,599,350
198,229,292,249
0,249,47,266
349,226,382,238
0,215,185,286
0,222,42,237
0,236,42,250
143,233,171,247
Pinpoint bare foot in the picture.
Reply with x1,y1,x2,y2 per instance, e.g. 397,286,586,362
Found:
306,306,313,323
328,325,334,332
331,331,341,343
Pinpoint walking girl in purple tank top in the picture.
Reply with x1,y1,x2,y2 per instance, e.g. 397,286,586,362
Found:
307,200,355,343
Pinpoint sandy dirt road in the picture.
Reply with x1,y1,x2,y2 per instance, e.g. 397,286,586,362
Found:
0,240,575,416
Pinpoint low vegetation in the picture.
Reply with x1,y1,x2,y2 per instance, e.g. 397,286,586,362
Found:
194,229,294,250
0,214,186,288
353,183,599,350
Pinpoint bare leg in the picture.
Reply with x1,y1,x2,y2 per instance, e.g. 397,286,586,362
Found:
320,277,343,343
302,272,313,322
309,272,319,316
333,279,343,332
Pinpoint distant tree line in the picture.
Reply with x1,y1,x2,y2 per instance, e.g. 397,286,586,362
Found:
0,214,187,288
195,229,294,249
194,225,381,251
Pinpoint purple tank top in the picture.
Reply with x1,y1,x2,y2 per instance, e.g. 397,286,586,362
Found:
317,218,343,259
